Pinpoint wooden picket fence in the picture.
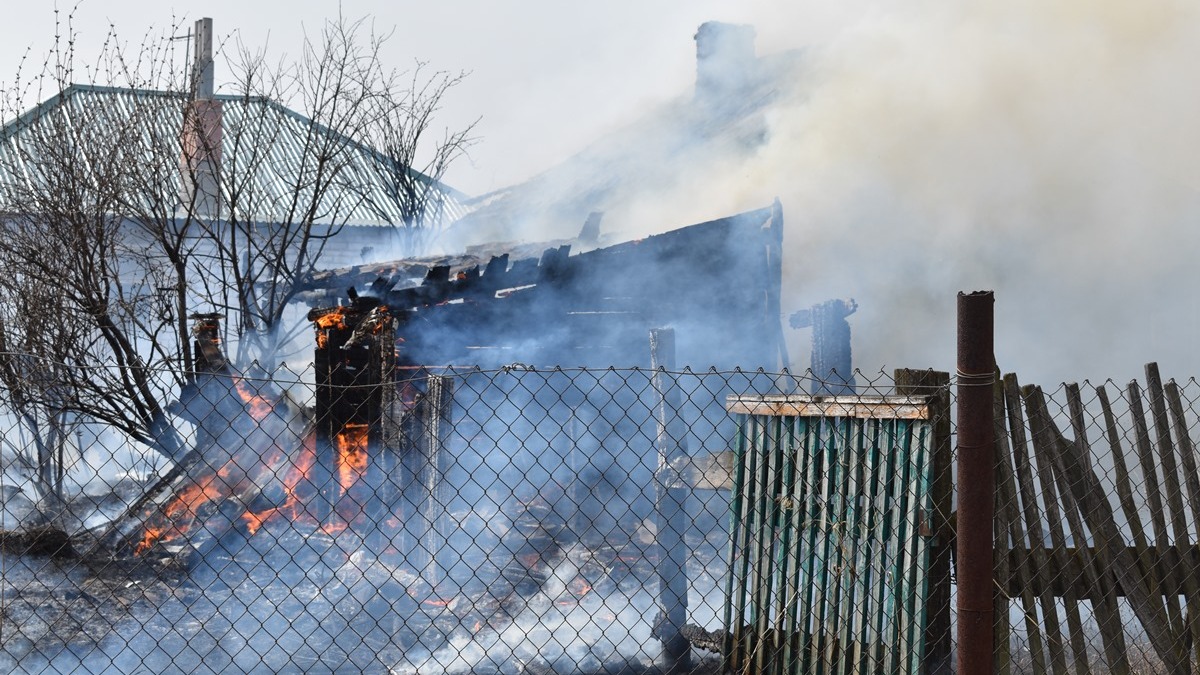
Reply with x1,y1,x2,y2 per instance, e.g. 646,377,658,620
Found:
993,363,1200,675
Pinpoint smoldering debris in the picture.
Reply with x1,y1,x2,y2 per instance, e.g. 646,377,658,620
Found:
0,526,76,558
0,550,185,672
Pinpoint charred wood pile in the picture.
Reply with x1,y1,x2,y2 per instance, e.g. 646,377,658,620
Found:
91,305,449,567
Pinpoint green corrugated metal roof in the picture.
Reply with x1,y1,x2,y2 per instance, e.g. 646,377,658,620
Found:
0,84,470,226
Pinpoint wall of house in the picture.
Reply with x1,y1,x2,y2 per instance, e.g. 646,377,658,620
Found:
381,203,785,370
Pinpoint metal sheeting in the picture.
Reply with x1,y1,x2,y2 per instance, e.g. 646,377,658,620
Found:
0,84,470,226
723,395,936,675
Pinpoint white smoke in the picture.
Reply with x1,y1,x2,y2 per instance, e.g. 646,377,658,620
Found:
595,0,1200,384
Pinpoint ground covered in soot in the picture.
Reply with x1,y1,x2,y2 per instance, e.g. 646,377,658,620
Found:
0,498,731,675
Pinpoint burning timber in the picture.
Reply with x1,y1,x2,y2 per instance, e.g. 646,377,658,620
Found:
295,202,786,369
90,306,466,597
95,316,314,559
0,204,796,673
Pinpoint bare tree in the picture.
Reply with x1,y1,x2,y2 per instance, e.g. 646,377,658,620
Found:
0,280,84,518
0,11,200,465
0,86,188,460
361,59,478,256
181,15,475,368
0,10,476,480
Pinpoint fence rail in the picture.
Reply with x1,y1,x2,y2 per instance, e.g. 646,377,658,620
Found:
993,363,1200,675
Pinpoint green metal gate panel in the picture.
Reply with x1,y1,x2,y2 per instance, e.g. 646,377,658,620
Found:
723,395,936,675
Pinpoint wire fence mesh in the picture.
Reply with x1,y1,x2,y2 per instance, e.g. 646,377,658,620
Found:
992,364,1200,675
0,356,968,674
23,354,1200,674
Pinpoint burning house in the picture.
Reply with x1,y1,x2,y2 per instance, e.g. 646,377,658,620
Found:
298,202,786,370
0,19,856,675
59,199,788,671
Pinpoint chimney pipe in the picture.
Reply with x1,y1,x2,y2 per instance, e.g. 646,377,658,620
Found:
693,22,757,104
181,18,222,218
192,18,214,99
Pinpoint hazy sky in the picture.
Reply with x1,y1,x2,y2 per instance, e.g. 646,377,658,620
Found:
6,0,1200,383
0,1,860,196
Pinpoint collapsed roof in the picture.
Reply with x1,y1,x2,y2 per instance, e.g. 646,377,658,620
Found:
301,202,785,369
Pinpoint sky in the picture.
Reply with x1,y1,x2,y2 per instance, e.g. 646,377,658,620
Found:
5,0,1200,384
0,0,857,196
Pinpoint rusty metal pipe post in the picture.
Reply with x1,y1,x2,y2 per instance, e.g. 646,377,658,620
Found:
956,291,995,674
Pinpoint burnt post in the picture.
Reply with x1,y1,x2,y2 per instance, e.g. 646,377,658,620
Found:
649,328,691,675
310,301,397,526
790,298,856,395
957,291,995,674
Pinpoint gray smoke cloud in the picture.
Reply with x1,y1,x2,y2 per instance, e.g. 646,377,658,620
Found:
579,0,1200,385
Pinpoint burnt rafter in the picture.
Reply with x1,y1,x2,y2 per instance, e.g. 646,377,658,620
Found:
373,244,572,311
302,203,785,369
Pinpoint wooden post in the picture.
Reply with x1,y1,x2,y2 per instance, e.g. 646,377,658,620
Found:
417,375,454,587
650,328,691,675
896,368,952,675
567,411,586,538
956,291,995,675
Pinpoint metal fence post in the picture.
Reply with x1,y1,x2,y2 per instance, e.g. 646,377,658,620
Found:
650,328,691,675
957,291,995,674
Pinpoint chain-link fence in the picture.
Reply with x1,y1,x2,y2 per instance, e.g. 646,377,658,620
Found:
25,354,1200,674
0,355,969,674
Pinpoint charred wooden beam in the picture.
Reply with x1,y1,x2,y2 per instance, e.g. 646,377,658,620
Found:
410,374,453,585
790,298,856,395
310,298,398,525
189,312,226,374
650,328,691,675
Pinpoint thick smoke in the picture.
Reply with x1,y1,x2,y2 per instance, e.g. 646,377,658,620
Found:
745,0,1200,384
482,0,1200,385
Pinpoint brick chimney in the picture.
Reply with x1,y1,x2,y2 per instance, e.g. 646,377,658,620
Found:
180,17,222,218
693,22,757,105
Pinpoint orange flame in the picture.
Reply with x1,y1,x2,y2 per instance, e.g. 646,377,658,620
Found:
335,423,370,492
314,307,351,331
568,577,594,598
241,432,320,535
323,423,370,526
314,307,351,349
134,472,230,554
556,578,595,606
233,377,275,421
136,387,380,554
